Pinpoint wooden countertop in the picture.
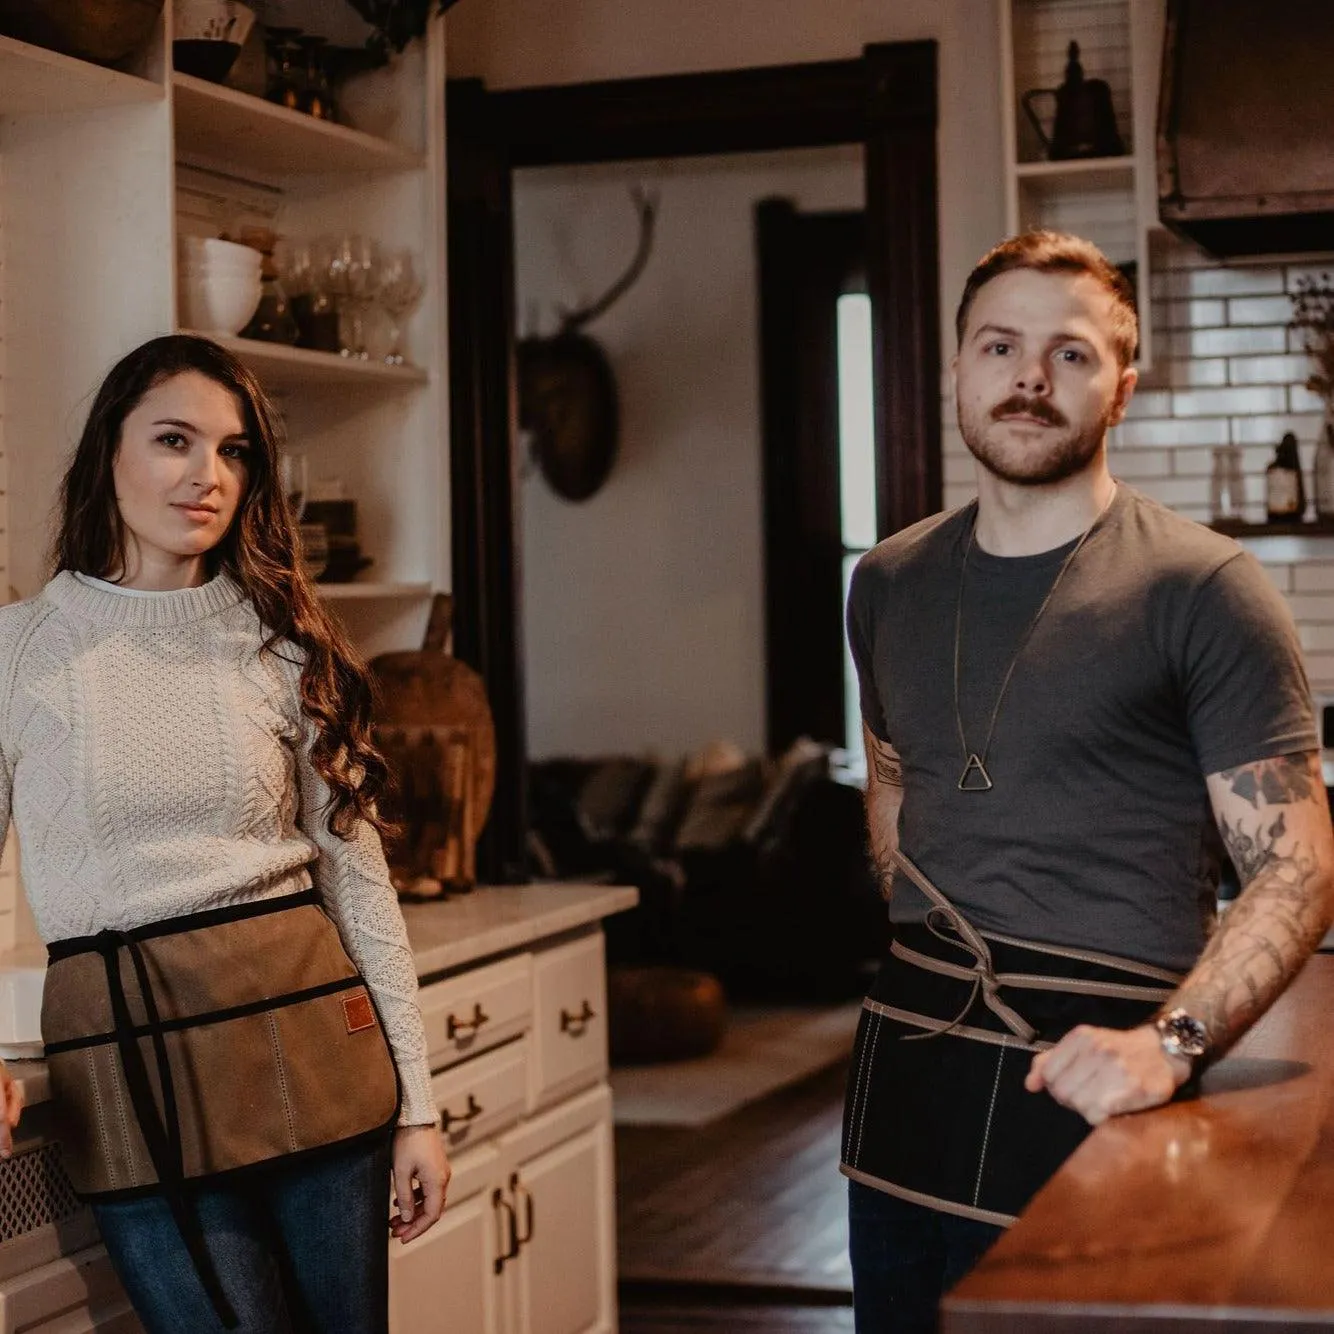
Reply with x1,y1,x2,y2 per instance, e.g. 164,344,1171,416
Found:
942,955,1334,1330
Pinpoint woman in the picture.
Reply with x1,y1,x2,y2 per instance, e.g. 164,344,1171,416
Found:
0,335,449,1332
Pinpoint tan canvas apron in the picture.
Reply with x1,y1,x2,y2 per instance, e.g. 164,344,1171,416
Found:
42,889,401,1327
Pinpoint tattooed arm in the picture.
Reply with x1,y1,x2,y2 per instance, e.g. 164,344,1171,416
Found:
863,723,904,902
1028,749,1334,1124
1173,749,1334,1053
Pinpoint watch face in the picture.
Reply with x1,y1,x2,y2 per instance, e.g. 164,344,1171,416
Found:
1160,1010,1209,1058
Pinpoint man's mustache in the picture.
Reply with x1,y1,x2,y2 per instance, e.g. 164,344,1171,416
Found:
990,395,1067,428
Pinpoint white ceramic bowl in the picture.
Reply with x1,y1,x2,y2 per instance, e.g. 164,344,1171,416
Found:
180,274,261,335
180,260,263,283
180,236,262,267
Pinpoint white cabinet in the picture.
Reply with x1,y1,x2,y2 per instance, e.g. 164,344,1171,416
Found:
502,1093,616,1334
391,1086,616,1334
0,1245,140,1334
390,1145,502,1334
391,930,619,1334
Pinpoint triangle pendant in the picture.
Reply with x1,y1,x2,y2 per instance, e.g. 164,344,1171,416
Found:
958,754,994,792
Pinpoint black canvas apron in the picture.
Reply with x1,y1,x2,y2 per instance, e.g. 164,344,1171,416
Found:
840,851,1183,1225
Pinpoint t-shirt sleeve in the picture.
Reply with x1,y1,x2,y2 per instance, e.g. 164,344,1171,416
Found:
1179,551,1317,776
847,557,891,743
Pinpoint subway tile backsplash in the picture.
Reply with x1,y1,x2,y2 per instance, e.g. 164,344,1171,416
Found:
942,229,1334,689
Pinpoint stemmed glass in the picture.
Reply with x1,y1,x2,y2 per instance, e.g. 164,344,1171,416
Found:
336,234,381,360
378,248,425,366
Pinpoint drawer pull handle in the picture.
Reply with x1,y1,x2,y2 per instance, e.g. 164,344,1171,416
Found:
447,1003,490,1040
560,1000,596,1036
441,1094,484,1132
492,1188,519,1273
510,1172,535,1246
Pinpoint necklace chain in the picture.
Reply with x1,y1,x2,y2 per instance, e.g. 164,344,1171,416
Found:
952,493,1113,792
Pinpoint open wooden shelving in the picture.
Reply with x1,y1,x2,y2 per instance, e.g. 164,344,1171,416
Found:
180,332,428,391
172,72,424,185
0,33,162,115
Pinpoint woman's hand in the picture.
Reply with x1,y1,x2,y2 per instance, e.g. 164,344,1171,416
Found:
390,1123,450,1244
0,1061,24,1158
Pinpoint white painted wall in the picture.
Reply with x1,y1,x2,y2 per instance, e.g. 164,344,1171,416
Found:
515,148,862,758
448,0,1008,358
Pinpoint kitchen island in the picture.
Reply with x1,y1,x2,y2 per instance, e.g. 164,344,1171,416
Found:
0,882,637,1334
942,954,1334,1331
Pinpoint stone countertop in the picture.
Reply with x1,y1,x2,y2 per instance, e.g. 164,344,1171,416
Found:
4,881,638,1111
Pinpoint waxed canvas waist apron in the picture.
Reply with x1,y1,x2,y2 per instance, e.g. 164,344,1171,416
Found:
41,889,401,1327
840,851,1184,1226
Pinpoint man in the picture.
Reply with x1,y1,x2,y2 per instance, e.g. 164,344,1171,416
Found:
841,230,1334,1333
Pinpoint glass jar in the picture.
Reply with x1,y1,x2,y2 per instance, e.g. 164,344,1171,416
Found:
1314,407,1334,521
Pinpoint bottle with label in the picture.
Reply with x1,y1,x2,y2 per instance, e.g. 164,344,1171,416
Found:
1266,432,1306,523
1314,411,1334,521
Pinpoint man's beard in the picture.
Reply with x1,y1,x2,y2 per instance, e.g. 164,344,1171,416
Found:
958,392,1112,486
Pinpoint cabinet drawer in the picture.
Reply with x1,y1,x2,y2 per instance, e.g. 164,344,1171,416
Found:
432,1039,528,1152
531,933,608,1109
420,955,532,1072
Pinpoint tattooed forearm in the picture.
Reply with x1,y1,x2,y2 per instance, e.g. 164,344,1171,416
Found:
1174,750,1334,1056
1170,844,1326,1053
1218,754,1315,809
1218,810,1286,882
872,747,903,787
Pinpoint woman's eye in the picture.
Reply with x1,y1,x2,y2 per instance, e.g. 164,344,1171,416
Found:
220,443,252,460
1059,348,1087,364
156,432,187,449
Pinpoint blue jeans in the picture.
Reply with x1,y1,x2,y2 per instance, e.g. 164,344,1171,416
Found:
848,1179,1004,1334
92,1134,394,1334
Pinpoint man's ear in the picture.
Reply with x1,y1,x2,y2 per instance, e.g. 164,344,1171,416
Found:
1108,364,1139,428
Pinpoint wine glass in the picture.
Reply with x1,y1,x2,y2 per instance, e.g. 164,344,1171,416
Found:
334,234,380,359
378,248,425,366
278,450,308,521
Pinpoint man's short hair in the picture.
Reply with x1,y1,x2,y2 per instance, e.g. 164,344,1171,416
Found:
955,230,1139,368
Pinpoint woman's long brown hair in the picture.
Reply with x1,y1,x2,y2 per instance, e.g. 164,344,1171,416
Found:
52,334,393,840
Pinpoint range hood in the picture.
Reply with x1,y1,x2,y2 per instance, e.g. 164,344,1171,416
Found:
1157,0,1334,259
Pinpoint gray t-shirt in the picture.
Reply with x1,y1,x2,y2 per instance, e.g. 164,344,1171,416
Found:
847,483,1316,972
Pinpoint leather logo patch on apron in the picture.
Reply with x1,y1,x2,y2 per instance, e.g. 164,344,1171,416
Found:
343,991,376,1033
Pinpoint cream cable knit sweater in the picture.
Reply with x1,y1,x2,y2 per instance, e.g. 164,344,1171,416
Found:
0,571,436,1127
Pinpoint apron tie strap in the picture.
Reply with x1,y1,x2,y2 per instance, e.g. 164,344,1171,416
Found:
891,852,1039,1044
95,930,239,1329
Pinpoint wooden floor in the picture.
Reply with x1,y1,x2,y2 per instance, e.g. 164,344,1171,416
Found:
615,1057,853,1324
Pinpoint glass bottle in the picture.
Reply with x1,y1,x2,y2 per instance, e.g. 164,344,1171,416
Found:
1266,431,1306,524
240,238,300,345
1314,408,1334,521
264,28,304,112
1210,444,1245,522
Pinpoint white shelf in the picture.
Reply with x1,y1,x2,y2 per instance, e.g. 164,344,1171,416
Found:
0,34,163,115
180,332,428,392
171,73,425,185
1015,155,1136,187
316,582,433,601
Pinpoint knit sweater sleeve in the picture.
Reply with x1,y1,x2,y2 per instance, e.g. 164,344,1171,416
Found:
285,667,438,1127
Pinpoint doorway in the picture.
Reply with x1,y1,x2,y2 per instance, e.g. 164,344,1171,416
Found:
447,45,941,880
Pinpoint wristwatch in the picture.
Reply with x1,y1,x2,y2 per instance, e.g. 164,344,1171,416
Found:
1154,1007,1211,1075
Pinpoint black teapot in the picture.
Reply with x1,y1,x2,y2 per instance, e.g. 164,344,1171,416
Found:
1022,41,1125,161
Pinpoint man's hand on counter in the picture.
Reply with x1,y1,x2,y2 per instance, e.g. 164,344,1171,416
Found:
1024,1024,1191,1126
0,1060,23,1157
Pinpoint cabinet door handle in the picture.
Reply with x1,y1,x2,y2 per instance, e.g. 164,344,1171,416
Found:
440,1093,484,1132
559,1000,596,1036
447,1003,490,1040
492,1188,519,1274
509,1172,535,1246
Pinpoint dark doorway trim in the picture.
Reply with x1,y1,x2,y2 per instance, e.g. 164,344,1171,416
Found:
756,202,865,754
447,44,941,880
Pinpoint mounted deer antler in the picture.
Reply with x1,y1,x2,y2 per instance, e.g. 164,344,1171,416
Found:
558,186,659,333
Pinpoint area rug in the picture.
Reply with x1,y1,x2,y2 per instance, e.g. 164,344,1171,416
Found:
609,1002,862,1127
